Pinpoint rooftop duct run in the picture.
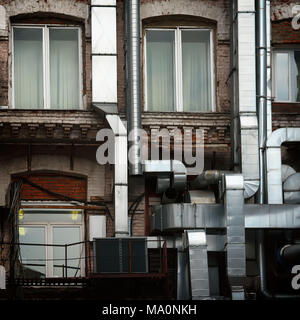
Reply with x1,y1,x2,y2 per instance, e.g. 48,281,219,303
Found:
266,128,300,204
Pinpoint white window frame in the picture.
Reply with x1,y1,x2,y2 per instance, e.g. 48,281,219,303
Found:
11,24,83,110
273,49,300,103
18,207,85,278
144,27,215,112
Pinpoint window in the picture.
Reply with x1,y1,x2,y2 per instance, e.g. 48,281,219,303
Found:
18,209,84,278
273,50,300,102
144,28,214,112
13,25,82,109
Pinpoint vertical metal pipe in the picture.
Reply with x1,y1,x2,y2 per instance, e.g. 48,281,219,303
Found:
126,0,142,175
65,244,68,278
257,0,267,204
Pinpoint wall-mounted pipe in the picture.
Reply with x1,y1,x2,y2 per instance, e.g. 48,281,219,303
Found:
125,0,142,176
257,0,267,205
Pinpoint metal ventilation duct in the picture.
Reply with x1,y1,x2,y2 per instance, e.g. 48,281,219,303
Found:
257,0,268,204
266,128,300,204
94,106,129,237
231,0,260,199
223,174,245,300
125,0,142,176
143,160,187,192
281,164,296,183
283,173,300,204
183,230,210,300
150,203,300,232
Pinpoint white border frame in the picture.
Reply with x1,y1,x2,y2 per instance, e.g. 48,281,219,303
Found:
143,27,215,112
11,24,83,110
19,208,85,278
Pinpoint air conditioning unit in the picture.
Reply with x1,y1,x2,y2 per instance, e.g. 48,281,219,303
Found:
93,238,148,273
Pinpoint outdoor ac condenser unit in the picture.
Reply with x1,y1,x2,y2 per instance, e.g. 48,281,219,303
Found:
93,238,148,273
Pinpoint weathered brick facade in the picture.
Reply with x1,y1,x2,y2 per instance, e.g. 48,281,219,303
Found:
0,0,298,300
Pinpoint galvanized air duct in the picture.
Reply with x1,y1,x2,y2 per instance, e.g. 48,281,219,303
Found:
183,230,210,300
257,0,268,205
143,160,187,193
230,0,260,199
125,0,142,176
266,0,272,137
222,174,245,300
94,105,129,237
150,203,300,232
190,170,229,189
283,173,300,204
266,128,300,204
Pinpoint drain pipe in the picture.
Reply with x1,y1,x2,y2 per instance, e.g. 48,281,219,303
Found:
257,0,267,204
125,0,142,176
257,232,300,299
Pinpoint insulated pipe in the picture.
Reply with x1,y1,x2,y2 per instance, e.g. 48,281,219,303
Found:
126,0,142,176
280,244,300,265
190,170,230,189
257,0,267,204
257,231,300,299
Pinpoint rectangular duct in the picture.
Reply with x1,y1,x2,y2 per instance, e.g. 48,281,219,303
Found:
91,0,117,104
184,230,210,300
231,0,259,198
223,174,245,300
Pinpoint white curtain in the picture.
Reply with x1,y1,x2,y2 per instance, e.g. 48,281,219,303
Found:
275,52,289,101
146,30,175,111
293,51,300,102
50,29,79,109
14,28,44,109
182,30,211,112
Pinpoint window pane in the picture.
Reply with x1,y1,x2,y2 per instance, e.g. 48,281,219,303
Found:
19,226,46,278
275,53,289,101
291,51,300,102
50,29,79,109
146,30,175,111
182,30,211,112
53,227,81,277
21,210,82,223
14,28,44,109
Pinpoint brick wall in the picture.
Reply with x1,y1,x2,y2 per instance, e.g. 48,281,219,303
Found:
19,174,87,201
272,19,300,44
117,0,126,114
0,37,8,106
140,0,231,113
